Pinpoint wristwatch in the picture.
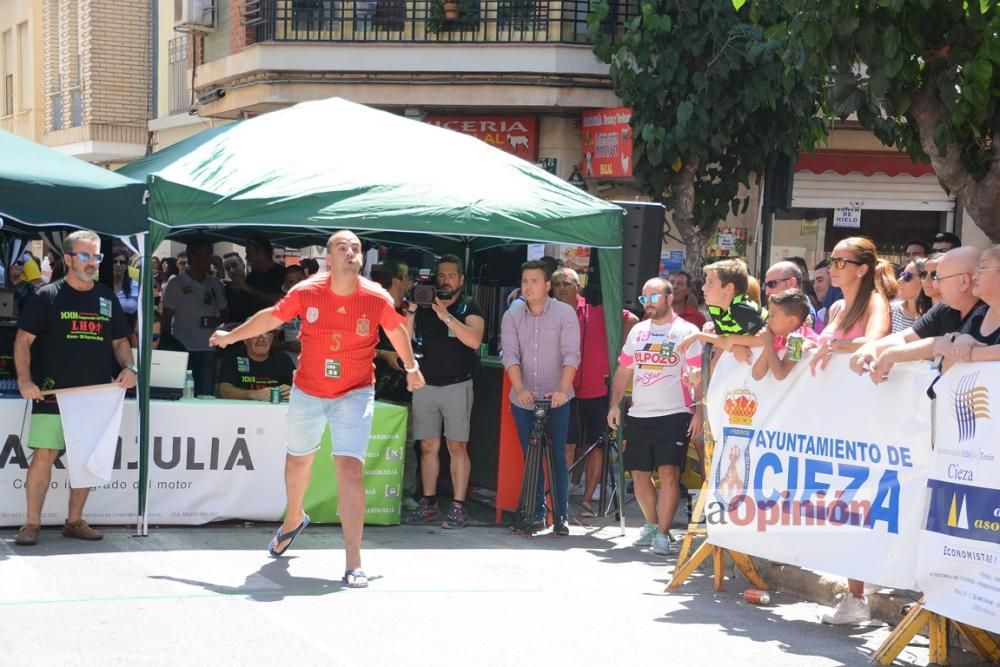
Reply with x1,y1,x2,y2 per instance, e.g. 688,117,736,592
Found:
404,360,421,374
445,315,454,324
125,364,138,375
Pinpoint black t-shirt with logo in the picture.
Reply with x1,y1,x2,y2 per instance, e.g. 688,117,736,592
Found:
218,344,295,391
17,279,130,413
414,295,484,386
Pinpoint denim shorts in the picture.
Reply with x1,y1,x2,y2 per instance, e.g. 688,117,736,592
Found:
286,385,375,462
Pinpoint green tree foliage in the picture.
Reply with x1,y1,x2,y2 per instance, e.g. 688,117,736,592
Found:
589,0,827,271
754,0,1000,242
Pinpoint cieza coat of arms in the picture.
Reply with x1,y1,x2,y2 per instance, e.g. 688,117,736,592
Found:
713,388,757,509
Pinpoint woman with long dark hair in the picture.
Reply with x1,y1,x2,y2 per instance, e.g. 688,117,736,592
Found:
890,259,931,333
809,237,893,626
112,251,139,316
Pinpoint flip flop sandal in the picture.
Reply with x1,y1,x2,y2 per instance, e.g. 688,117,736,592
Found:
342,569,369,588
579,502,595,518
268,513,311,558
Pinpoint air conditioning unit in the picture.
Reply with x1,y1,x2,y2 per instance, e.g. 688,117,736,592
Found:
175,0,216,32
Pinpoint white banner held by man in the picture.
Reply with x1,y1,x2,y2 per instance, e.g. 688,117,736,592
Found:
705,353,934,590
918,362,1000,633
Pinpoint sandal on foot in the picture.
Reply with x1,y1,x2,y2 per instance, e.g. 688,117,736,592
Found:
578,501,595,518
268,513,310,558
342,569,368,588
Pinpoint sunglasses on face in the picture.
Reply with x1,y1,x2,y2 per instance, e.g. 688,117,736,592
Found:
764,277,792,290
113,259,128,265
637,294,664,305
899,271,916,282
828,257,865,270
66,251,104,263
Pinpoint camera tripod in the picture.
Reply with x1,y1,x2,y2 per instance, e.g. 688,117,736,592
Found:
513,399,559,536
568,428,623,522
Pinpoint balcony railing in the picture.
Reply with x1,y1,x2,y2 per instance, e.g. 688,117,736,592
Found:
168,35,190,115
254,0,636,44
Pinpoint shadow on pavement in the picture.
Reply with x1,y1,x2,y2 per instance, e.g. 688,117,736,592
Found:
148,557,362,602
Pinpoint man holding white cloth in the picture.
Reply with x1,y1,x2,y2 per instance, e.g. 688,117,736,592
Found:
13,230,136,546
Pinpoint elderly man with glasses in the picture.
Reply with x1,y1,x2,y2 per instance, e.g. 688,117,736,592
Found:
850,246,985,382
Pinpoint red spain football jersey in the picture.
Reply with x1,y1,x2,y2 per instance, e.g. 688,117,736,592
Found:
272,273,406,399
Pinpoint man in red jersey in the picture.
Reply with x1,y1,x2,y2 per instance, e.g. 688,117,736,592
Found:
210,231,425,588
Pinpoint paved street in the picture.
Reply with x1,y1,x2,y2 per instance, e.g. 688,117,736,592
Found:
0,519,951,666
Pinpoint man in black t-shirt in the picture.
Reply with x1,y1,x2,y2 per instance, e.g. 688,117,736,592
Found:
14,230,135,546
851,246,985,381
217,328,294,401
406,255,485,529
227,238,285,314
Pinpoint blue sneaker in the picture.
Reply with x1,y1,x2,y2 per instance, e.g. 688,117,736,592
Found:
652,531,672,556
633,523,656,547
442,501,467,529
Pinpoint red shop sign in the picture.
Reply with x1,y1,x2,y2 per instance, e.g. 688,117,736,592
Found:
581,107,633,178
424,115,539,161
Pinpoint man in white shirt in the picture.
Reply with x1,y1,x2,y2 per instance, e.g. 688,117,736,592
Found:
608,277,703,556
161,240,227,395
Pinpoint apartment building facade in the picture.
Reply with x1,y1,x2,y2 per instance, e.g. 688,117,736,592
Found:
1,0,153,164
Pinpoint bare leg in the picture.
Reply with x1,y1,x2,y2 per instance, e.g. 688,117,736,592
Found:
445,439,470,502
583,448,603,502
24,449,59,525
656,465,681,534
336,456,365,572
631,470,658,526
272,453,315,552
418,437,441,497
67,488,91,523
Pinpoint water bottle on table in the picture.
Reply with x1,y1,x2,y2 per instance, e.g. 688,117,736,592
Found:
183,370,195,399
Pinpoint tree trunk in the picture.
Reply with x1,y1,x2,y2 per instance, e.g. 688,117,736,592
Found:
910,90,1000,243
668,158,719,275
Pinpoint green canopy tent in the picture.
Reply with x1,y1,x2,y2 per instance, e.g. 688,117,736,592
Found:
0,128,149,530
120,97,627,532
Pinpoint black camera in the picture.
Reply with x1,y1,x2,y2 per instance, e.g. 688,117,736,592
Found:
532,398,552,419
409,284,457,307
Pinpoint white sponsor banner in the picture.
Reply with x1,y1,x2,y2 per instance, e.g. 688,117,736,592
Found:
0,399,289,526
918,363,1000,632
705,353,934,590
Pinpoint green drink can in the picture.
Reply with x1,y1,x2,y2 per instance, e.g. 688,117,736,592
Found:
479,343,488,358
270,387,282,403
786,333,804,361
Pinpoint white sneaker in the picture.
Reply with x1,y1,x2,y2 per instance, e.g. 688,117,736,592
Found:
821,595,871,625
633,523,657,547
651,532,672,556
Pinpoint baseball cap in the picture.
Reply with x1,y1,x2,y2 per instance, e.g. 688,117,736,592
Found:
22,259,41,282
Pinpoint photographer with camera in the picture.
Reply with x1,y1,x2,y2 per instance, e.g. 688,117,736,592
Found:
501,260,580,535
405,255,486,529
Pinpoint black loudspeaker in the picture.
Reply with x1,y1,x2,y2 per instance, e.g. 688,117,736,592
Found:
614,201,665,310
765,154,795,213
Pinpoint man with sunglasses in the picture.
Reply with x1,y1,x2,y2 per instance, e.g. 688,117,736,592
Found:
764,261,817,326
608,278,703,556
13,230,136,546
850,246,985,381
